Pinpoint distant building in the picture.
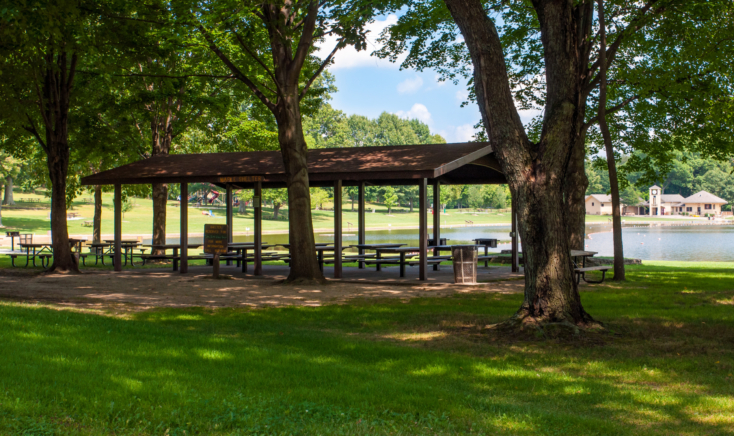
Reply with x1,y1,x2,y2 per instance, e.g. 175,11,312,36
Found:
585,194,645,216
647,185,727,216
585,185,728,216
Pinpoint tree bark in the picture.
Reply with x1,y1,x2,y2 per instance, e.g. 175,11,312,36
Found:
239,199,247,214
152,183,168,254
444,0,594,326
273,203,281,219
274,90,323,282
597,0,625,280
26,50,79,273
565,140,589,251
150,110,173,256
93,185,102,244
2,177,14,205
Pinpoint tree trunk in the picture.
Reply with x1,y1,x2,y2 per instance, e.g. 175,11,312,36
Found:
239,199,247,214
565,140,589,251
597,0,625,280
93,185,102,244
152,183,168,254
47,139,78,272
3,176,14,205
0,183,4,227
444,0,595,327
275,91,323,283
409,199,413,213
273,203,281,219
351,196,355,211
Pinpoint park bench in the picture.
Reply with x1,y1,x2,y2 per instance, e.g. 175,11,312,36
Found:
406,258,445,267
82,221,93,227
574,266,611,284
8,253,53,268
67,212,78,219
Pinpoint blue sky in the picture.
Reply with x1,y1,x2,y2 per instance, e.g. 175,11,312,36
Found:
317,15,540,143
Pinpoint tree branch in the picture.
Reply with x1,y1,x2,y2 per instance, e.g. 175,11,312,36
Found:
289,1,320,79
231,29,281,92
22,115,48,153
300,40,341,100
197,23,276,111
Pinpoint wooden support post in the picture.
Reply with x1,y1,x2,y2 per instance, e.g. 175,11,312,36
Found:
113,183,122,272
419,178,428,280
225,184,233,266
358,182,366,269
226,185,233,242
254,181,262,276
432,180,440,271
334,180,343,278
511,195,519,273
180,183,189,273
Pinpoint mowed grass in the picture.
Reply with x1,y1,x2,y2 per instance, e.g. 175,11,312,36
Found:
1,262,733,435
2,189,681,239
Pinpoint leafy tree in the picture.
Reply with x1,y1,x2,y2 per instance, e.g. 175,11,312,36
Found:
0,0,146,272
0,152,21,227
263,188,288,219
382,186,398,215
620,185,644,209
378,0,734,327
309,188,329,210
188,0,385,283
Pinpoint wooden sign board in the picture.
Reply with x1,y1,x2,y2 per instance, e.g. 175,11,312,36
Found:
218,176,263,183
204,224,228,254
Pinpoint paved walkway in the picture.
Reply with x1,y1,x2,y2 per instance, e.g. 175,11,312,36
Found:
197,263,524,285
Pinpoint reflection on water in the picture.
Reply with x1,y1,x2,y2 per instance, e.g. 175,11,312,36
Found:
149,225,514,253
584,224,734,261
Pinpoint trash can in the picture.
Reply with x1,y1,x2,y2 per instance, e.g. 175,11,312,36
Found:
452,245,477,284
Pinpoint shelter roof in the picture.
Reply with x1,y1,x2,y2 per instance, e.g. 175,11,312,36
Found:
80,143,506,188
682,191,728,204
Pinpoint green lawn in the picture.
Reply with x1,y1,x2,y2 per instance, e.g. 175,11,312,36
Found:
1,189,683,239
1,261,733,435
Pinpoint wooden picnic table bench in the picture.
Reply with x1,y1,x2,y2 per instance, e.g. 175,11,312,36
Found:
574,266,611,284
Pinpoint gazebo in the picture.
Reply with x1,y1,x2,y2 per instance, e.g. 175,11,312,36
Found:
81,142,519,279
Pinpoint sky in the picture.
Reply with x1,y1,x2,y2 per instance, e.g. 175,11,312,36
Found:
316,14,541,143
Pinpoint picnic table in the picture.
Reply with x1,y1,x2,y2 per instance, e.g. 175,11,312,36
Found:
570,249,610,284
14,243,53,268
281,244,348,271
473,238,499,267
228,242,277,272
142,244,202,271
371,246,455,277
350,244,405,270
90,241,143,266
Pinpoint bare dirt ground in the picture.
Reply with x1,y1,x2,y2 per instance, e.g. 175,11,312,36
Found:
0,268,524,311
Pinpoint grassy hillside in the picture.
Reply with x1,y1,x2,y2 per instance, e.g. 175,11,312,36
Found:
1,188,685,238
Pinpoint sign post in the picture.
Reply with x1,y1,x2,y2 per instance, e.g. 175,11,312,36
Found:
204,224,228,278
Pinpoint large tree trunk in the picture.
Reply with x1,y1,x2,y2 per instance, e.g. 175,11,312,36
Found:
273,203,281,219
47,139,78,272
275,91,323,283
150,112,173,256
2,177,14,205
93,185,102,244
239,198,247,214
152,183,168,254
445,0,594,327
565,140,589,251
597,0,625,280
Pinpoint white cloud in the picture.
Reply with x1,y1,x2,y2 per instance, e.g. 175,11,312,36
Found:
453,124,478,142
455,89,470,104
395,103,433,126
315,15,405,70
434,74,447,87
397,76,423,94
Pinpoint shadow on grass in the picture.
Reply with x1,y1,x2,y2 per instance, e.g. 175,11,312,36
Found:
1,273,733,436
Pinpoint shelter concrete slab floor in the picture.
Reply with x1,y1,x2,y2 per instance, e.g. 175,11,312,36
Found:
0,265,524,311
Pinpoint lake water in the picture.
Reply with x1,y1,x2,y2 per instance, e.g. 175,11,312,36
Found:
584,224,734,262
162,225,514,253
154,222,734,262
